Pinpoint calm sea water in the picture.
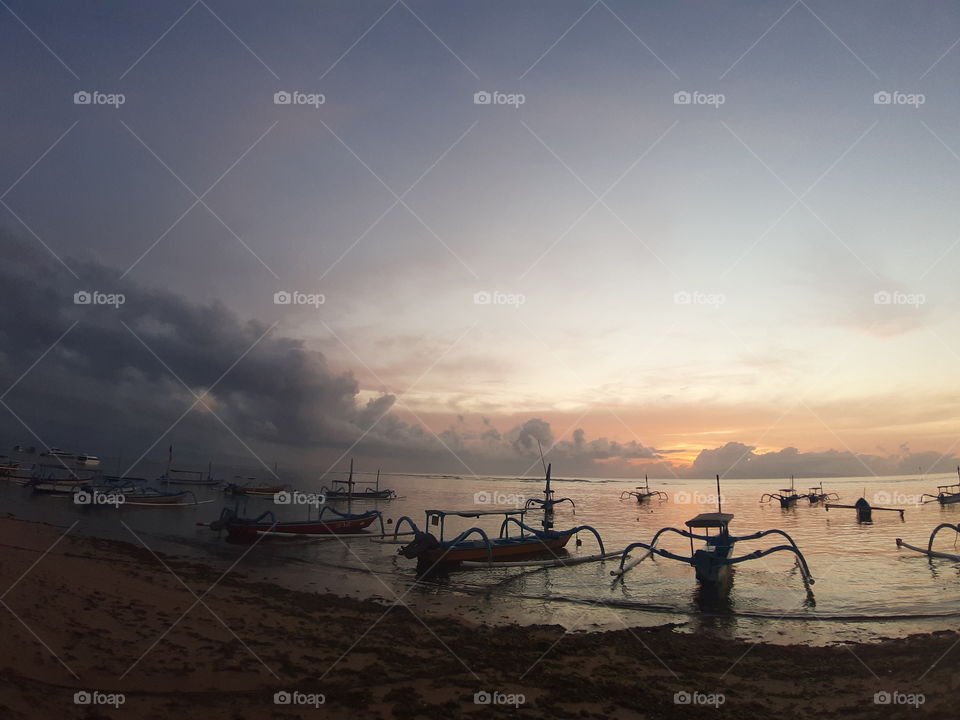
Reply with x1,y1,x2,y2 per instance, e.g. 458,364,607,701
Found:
6,458,960,645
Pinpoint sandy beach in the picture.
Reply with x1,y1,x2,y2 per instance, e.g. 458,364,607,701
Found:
0,515,956,719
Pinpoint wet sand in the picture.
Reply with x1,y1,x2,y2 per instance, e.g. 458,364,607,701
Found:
0,514,957,719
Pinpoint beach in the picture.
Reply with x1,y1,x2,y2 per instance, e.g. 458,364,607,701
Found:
0,515,955,719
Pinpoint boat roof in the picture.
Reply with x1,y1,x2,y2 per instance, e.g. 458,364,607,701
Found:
685,512,734,528
425,508,527,518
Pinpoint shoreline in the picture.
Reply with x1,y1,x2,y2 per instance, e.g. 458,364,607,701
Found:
0,514,957,719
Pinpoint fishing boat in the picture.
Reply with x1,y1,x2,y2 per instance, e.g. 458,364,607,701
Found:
805,482,839,504
921,467,960,505
30,478,92,495
620,475,668,503
122,486,197,506
0,460,19,477
614,475,814,589
321,460,396,500
524,462,575,529
826,497,904,522
161,465,222,487
760,477,805,508
395,506,603,576
896,523,960,560
223,479,288,496
208,506,384,541
76,454,100,466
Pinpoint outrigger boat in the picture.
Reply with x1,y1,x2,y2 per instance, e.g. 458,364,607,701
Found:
826,497,904,522
122,486,198,506
161,465,222,487
524,462,575,529
614,475,814,589
321,460,396,500
208,506,384,541
896,524,960,561
921,467,960,505
396,507,604,576
805,482,839,504
760,477,805,508
620,475,668,504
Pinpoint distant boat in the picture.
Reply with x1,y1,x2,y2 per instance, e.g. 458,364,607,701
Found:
43,447,75,460
161,464,222,486
76,454,100,466
224,478,287,496
321,461,396,500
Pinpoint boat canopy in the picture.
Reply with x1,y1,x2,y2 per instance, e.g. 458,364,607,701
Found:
685,512,733,529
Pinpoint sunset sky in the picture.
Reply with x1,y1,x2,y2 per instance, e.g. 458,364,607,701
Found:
2,1,960,478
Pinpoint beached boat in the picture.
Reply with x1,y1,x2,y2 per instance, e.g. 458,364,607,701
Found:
122,487,196,505
760,477,805,508
395,507,604,576
615,476,814,588
321,460,396,500
620,475,668,503
209,506,384,541
30,479,92,495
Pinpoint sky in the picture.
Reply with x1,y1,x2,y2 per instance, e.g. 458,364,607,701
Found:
2,0,960,479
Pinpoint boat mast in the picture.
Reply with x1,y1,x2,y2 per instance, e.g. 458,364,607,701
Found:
716,474,722,514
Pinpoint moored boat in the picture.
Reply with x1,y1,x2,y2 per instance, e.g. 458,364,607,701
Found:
209,506,383,541
321,460,396,500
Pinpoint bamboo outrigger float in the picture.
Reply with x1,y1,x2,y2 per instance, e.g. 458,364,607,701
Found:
826,497,904,522
620,475,668,504
896,523,960,561
760,477,805,508
614,476,814,590
920,467,960,505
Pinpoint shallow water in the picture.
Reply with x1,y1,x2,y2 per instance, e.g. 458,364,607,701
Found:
6,461,960,645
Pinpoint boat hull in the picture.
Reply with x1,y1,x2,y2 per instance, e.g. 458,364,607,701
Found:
420,533,572,564
225,514,377,540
